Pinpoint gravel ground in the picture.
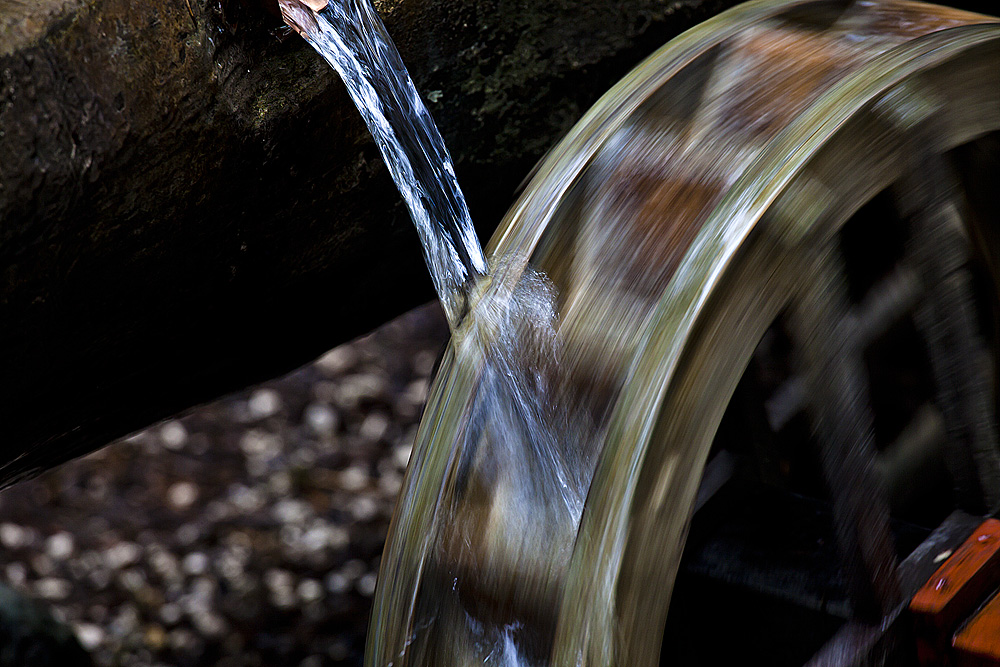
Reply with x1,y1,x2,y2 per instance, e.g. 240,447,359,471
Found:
0,302,450,667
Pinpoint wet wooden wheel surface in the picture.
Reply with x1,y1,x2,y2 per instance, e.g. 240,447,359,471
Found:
368,2,1000,666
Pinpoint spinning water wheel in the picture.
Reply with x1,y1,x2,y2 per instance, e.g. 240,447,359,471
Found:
369,1,1000,665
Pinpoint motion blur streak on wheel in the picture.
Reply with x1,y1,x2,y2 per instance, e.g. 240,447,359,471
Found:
367,2,1000,666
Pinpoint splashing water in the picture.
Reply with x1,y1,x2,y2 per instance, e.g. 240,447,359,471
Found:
280,1,598,664
279,0,486,329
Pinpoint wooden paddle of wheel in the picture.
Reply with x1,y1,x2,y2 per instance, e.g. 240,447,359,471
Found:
367,2,1000,665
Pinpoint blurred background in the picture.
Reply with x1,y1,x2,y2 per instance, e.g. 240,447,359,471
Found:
0,303,449,667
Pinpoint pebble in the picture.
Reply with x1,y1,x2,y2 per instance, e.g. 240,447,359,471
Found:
264,568,293,592
339,465,369,492
404,378,430,405
378,472,403,496
159,421,188,450
412,349,437,377
118,568,146,592
31,553,55,577
360,412,390,441
105,542,142,569
5,562,26,586
217,549,246,581
265,568,296,609
316,346,357,375
328,639,350,661
75,623,105,651
45,531,75,560
89,567,112,590
182,552,209,576
312,380,339,404
0,522,27,549
176,523,200,546
35,577,71,600
297,578,323,603
145,624,167,650
268,471,293,497
110,605,141,637
192,611,226,637
290,446,318,467
182,578,216,615
149,549,181,582
341,559,366,579
304,402,338,435
357,572,378,597
205,500,234,522
160,603,182,625
328,525,350,550
337,373,387,409
324,572,349,595
240,429,282,459
168,628,199,653
393,442,413,469
300,524,330,553
273,498,312,525
247,388,282,419
349,496,379,522
168,481,199,510
279,525,303,552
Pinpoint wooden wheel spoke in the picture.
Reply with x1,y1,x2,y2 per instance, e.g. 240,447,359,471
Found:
895,152,1000,512
789,251,903,622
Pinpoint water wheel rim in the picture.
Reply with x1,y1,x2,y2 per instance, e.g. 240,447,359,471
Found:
367,3,1000,666
555,25,1000,667
367,0,818,660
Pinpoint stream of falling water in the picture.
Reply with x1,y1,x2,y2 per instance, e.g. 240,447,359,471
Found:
279,0,486,330
280,1,598,664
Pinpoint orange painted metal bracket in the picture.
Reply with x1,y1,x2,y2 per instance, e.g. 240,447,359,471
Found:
954,591,1000,667
909,519,1000,666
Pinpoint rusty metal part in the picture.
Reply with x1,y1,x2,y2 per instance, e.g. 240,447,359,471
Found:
369,2,1000,666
